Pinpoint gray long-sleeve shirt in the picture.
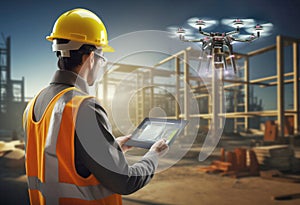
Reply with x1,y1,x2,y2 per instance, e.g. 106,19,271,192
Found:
32,70,158,195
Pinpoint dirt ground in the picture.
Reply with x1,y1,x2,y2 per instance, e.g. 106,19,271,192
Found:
123,157,300,205
1,137,300,205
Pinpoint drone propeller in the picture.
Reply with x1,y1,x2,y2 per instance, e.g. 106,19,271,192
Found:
187,17,218,29
221,18,255,28
167,26,194,38
245,23,273,37
166,26,194,35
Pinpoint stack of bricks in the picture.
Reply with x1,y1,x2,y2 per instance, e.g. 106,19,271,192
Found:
199,147,260,178
252,145,296,172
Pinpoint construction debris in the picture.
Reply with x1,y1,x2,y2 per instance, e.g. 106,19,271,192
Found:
272,193,300,201
252,145,299,172
0,140,25,169
260,170,300,183
264,120,278,142
199,147,260,178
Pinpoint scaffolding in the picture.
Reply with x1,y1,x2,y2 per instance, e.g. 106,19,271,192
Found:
0,36,26,134
96,35,300,139
96,63,177,129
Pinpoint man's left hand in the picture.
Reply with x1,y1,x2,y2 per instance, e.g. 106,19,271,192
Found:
116,135,132,153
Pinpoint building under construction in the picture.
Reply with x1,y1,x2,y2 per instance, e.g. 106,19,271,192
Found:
96,35,299,142
0,36,26,138
0,35,298,142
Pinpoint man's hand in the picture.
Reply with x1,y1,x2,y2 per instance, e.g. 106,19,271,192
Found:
150,139,169,157
116,135,132,153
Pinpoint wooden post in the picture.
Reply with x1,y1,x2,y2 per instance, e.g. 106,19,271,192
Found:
183,51,190,121
149,70,154,109
293,42,299,134
211,63,218,132
219,66,224,129
183,51,190,136
175,56,180,119
276,36,285,138
141,72,145,121
244,57,250,131
220,148,225,162
208,82,212,129
233,85,238,133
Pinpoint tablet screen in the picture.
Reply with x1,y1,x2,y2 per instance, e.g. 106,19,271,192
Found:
125,118,188,149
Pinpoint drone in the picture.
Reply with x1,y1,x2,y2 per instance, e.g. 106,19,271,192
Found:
168,18,273,74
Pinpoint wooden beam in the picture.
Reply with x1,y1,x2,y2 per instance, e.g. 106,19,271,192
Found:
155,50,185,66
250,72,294,83
244,57,249,131
267,77,300,86
175,56,180,119
247,45,276,57
189,110,297,119
183,50,190,121
222,79,269,86
277,36,285,138
294,42,299,133
102,72,108,109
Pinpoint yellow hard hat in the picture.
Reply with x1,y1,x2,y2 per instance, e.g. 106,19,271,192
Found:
46,8,114,52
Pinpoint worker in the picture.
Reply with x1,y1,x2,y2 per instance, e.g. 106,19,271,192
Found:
23,8,169,205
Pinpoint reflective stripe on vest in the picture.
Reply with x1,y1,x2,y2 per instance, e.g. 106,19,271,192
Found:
27,176,113,201
24,87,120,205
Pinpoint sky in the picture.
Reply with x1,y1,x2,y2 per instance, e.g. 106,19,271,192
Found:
0,0,299,109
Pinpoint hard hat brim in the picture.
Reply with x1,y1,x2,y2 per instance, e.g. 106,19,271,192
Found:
46,35,115,52
102,45,115,52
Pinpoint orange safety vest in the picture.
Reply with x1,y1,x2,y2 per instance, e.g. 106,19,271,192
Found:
23,87,122,205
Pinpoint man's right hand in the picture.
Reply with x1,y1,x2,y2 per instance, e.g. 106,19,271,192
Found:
149,139,169,157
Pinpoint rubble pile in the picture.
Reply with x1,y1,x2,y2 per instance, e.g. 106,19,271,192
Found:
253,145,300,172
0,140,25,170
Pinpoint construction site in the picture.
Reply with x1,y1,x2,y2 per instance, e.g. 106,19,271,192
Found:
1,34,300,204
0,36,26,138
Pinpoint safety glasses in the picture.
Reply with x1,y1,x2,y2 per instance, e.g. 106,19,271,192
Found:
94,49,108,67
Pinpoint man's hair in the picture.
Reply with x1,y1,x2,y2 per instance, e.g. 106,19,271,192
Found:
55,39,96,71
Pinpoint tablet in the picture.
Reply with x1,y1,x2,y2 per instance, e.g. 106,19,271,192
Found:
125,118,188,149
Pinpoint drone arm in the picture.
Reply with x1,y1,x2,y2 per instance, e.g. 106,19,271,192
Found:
225,29,240,36
198,27,211,37
231,36,258,42
180,36,204,43
186,39,204,43
199,31,211,37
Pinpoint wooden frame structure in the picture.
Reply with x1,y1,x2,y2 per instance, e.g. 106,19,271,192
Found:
96,35,299,138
